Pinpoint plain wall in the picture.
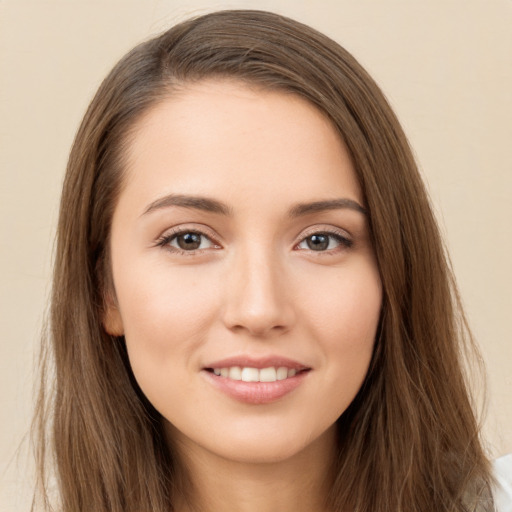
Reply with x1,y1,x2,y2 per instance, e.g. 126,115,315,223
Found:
1,0,511,509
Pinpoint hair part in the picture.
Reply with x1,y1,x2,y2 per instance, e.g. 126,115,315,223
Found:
33,9,494,512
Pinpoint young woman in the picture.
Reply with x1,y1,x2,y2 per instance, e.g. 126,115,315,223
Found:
33,9,511,512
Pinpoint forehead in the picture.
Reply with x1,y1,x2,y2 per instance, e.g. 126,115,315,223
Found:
120,79,362,212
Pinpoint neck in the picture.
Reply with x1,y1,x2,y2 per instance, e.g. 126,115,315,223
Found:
169,427,337,512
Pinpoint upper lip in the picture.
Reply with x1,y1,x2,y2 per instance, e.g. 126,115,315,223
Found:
203,355,310,371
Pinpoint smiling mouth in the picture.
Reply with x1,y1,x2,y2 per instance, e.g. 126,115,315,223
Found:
205,366,310,383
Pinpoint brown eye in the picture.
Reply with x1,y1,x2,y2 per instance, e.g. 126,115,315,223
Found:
297,231,353,252
157,230,217,254
306,234,329,251
175,232,203,250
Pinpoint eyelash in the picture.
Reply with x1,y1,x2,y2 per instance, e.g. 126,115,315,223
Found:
155,227,353,257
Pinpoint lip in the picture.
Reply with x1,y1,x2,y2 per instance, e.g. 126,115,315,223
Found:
203,355,310,371
201,355,311,405
202,369,310,404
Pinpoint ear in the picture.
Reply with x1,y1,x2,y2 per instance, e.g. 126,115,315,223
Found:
102,295,125,336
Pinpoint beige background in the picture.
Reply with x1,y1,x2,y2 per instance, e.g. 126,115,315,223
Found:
1,0,511,509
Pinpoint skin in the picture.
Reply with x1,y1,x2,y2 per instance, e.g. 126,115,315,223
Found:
104,80,382,512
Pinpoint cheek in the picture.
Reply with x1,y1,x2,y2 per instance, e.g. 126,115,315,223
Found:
114,261,221,369
300,260,381,398
302,258,382,342
115,263,225,417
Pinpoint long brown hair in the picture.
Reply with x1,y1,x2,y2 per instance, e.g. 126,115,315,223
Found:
33,9,494,512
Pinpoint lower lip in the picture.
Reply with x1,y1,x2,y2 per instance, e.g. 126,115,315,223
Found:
202,370,310,404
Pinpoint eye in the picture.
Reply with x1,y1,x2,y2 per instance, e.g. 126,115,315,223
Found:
296,230,353,253
157,229,218,255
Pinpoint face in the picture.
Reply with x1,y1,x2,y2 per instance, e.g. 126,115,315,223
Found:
104,80,382,465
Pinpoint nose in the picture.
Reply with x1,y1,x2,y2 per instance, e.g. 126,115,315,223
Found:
221,245,296,338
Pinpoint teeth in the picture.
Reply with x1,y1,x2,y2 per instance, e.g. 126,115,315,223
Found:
228,366,242,380
241,367,259,382
259,367,277,382
211,366,301,382
277,367,288,380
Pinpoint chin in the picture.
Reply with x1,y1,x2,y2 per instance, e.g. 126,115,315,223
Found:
166,417,337,467
218,438,309,465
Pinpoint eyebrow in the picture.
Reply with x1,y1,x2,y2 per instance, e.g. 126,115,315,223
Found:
142,193,367,218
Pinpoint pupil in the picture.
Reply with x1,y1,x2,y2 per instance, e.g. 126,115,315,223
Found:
308,234,328,251
178,233,201,250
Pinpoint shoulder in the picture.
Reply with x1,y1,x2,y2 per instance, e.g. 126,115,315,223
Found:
493,453,512,512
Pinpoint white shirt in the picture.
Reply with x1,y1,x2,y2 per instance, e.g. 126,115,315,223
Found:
494,454,512,511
